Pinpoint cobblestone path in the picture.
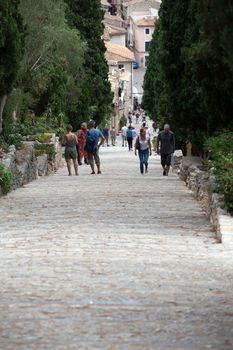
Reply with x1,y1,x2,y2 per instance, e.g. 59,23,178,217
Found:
0,147,233,350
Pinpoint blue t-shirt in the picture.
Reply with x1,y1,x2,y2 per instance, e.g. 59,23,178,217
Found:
85,129,103,153
87,129,103,140
127,128,133,138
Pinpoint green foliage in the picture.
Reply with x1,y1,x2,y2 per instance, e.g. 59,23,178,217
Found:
0,0,24,95
206,132,233,214
119,115,127,130
143,0,233,154
35,144,56,161
0,165,12,195
0,0,24,132
65,0,113,126
1,0,86,132
0,136,9,153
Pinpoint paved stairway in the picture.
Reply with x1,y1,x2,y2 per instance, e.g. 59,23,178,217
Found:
0,147,233,350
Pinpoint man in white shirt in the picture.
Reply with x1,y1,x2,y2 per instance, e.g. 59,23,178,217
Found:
121,125,128,147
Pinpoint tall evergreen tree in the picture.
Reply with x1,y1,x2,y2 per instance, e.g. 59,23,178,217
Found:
0,0,24,133
143,0,233,154
65,0,113,126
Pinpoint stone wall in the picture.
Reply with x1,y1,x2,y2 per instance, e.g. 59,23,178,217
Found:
174,150,233,247
0,134,63,195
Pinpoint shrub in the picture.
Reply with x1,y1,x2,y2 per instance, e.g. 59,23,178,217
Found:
0,165,12,195
205,131,233,214
35,144,56,161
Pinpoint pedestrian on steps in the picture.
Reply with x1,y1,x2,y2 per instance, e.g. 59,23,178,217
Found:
157,124,175,176
126,125,133,151
135,128,152,174
63,124,78,176
110,126,116,146
77,122,88,165
85,120,105,175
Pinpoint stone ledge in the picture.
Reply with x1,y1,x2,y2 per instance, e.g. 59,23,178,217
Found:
174,151,233,247
0,135,62,196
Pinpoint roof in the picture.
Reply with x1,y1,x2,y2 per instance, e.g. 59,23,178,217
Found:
134,17,156,26
105,42,135,62
106,24,127,36
104,13,125,28
101,0,110,7
123,0,161,10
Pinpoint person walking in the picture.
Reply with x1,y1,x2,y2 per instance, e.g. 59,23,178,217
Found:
157,124,175,176
63,124,78,176
102,127,109,146
85,120,105,174
110,126,117,146
126,125,133,151
132,127,137,147
121,125,127,147
135,128,152,174
77,122,88,165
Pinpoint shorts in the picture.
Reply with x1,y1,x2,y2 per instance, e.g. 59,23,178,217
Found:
88,151,100,167
65,147,77,160
161,153,171,167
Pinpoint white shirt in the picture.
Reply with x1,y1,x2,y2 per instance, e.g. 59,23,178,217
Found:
122,126,127,137
139,136,150,151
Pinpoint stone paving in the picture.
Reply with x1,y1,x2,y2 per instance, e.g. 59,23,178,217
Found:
0,146,233,350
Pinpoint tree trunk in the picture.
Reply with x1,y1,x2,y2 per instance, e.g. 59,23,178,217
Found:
0,95,7,134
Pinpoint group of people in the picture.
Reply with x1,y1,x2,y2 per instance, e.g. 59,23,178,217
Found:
63,119,175,178
121,120,175,176
63,120,105,176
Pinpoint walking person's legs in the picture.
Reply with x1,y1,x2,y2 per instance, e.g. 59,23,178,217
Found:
128,137,133,151
144,149,149,173
88,153,95,174
165,154,171,176
94,152,101,174
139,151,144,174
72,159,79,176
161,153,166,175
66,159,72,176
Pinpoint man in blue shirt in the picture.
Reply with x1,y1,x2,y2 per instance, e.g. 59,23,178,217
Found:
85,120,105,174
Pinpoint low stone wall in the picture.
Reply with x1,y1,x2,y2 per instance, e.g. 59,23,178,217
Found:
174,151,233,247
0,134,63,195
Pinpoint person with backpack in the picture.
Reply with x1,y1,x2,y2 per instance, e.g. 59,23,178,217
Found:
126,125,133,151
135,128,152,174
85,120,105,174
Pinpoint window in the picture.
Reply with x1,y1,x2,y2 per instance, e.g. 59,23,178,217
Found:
118,64,124,69
145,28,150,35
145,41,151,52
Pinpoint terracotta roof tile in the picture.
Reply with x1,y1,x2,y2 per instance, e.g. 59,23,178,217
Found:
105,42,135,62
134,17,156,26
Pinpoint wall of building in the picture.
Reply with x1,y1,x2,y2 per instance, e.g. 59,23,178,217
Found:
110,34,126,46
134,25,154,67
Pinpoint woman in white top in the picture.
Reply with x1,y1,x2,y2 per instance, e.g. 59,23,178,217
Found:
135,128,152,174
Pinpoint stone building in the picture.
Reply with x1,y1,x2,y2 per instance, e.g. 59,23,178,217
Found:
105,42,135,130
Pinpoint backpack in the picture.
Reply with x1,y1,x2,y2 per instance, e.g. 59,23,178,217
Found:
127,129,133,138
85,130,98,153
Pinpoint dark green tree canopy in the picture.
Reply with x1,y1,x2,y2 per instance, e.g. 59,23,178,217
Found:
65,0,113,126
0,0,24,96
143,0,233,154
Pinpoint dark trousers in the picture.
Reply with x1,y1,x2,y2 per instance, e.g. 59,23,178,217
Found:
127,137,133,151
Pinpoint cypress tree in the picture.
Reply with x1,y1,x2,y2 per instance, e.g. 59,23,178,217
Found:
143,0,233,153
0,0,24,133
65,0,113,126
